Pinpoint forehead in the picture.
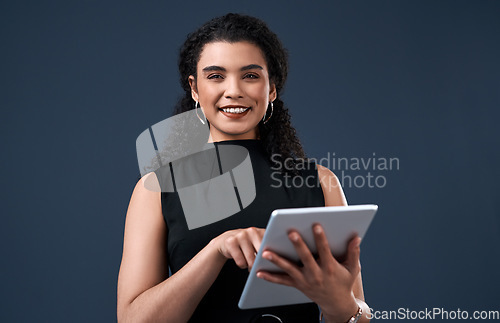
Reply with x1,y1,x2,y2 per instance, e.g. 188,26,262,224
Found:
197,41,267,70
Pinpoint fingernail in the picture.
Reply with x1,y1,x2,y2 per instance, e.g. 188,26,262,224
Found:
257,272,263,278
264,252,272,260
314,225,322,234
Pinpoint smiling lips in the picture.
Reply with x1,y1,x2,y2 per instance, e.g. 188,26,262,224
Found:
218,106,251,119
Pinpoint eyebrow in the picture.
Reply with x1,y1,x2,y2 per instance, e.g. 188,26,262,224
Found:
202,64,264,72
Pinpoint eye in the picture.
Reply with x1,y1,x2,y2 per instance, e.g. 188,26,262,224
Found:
244,73,259,79
208,74,223,80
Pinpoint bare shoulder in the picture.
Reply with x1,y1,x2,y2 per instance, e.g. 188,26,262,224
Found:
124,171,165,246
316,164,335,179
124,172,163,224
316,164,338,188
316,164,348,206
138,171,162,193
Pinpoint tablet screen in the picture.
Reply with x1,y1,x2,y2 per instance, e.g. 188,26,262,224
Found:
238,204,377,309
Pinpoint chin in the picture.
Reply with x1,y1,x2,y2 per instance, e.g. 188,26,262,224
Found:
215,125,256,137
220,129,253,136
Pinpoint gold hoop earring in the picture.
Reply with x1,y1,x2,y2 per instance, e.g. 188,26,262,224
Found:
195,101,207,125
262,101,273,124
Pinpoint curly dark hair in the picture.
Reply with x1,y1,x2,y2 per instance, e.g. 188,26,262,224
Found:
174,13,307,174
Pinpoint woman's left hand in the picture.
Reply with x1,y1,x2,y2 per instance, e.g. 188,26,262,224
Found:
257,223,360,322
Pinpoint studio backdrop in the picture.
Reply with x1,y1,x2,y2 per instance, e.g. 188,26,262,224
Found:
1,1,499,322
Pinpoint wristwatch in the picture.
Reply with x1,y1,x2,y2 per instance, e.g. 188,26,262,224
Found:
346,306,363,323
319,306,363,323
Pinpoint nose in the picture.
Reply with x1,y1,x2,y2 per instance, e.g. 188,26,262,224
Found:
224,77,244,99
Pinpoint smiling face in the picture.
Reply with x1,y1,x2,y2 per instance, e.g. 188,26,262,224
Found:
189,41,277,142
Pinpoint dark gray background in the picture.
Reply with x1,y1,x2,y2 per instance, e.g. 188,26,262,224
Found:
1,1,499,322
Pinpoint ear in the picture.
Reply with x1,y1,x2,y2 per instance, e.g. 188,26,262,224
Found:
269,83,277,102
188,75,199,102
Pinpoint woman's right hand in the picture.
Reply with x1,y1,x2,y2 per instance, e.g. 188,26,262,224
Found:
211,227,265,271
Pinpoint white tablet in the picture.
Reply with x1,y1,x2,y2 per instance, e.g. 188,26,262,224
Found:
238,204,378,309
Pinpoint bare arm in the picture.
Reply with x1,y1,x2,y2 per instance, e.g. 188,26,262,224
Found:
117,173,227,322
117,172,265,323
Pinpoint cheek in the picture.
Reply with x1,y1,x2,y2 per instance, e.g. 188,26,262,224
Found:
198,82,221,101
248,83,270,102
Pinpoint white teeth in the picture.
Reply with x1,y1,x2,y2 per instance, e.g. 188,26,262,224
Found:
222,107,249,114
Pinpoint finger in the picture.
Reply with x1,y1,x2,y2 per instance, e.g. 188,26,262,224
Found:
342,236,361,276
238,234,258,269
240,228,264,270
288,231,319,270
312,224,336,265
248,227,265,255
256,270,294,287
262,250,303,280
225,236,248,269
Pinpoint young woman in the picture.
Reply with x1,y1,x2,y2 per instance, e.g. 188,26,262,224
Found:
117,13,371,323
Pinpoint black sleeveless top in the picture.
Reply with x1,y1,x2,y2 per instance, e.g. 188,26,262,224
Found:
154,139,325,322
